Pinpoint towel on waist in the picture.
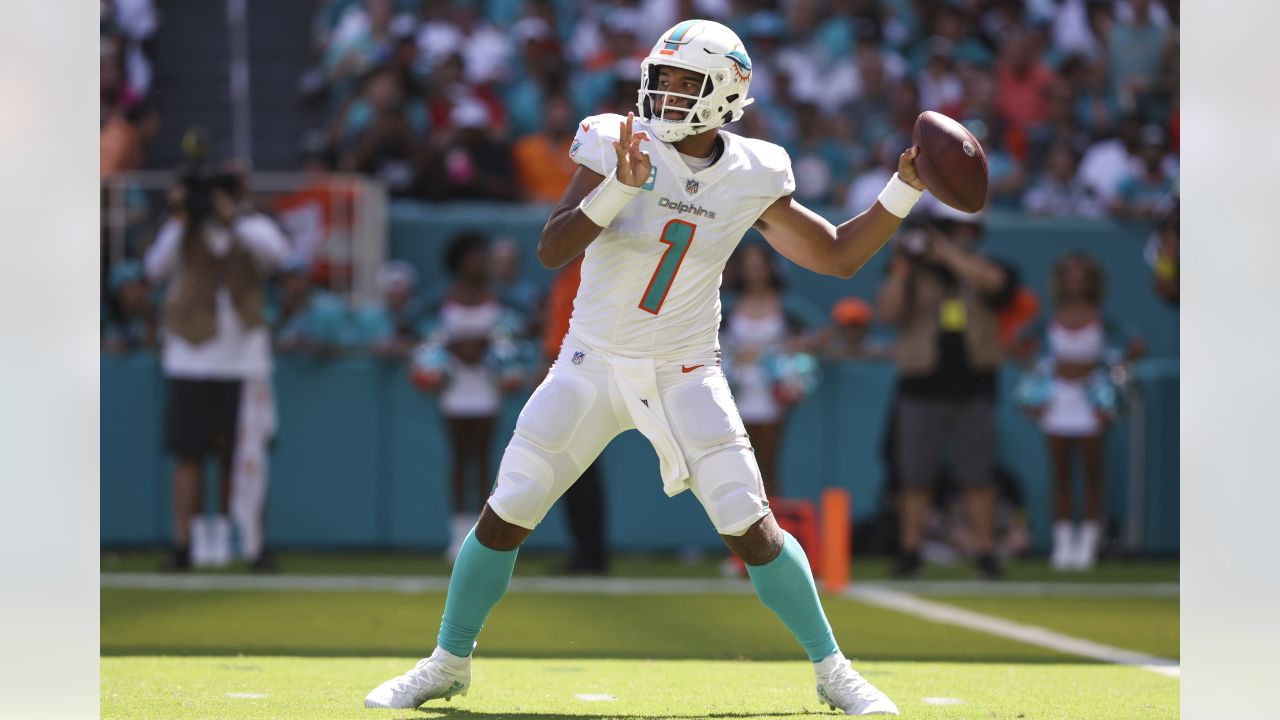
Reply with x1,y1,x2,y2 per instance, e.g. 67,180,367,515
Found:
609,356,690,496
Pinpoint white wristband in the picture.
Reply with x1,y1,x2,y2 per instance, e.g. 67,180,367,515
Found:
876,172,924,219
579,169,642,227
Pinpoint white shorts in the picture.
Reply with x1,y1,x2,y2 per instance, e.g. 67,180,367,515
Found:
733,362,782,424
1040,378,1102,437
440,361,501,417
487,335,770,536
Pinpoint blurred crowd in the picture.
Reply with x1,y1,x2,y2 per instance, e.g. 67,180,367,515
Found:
101,0,160,177
100,0,1181,572
301,0,1178,217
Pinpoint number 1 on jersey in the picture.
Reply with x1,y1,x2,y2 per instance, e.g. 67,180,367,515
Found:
639,219,697,315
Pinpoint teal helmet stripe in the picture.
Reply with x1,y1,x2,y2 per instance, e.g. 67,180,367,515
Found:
663,19,699,49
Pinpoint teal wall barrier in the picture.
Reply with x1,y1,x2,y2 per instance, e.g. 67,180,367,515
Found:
101,354,1178,554
103,205,1178,554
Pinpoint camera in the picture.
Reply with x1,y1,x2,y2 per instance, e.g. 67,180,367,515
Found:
176,126,244,224
179,164,243,225
897,226,931,258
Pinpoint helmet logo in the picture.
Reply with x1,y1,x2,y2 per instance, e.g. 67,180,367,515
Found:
704,46,752,81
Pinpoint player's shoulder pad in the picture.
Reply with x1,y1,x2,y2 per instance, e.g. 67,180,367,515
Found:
569,113,627,176
727,133,795,198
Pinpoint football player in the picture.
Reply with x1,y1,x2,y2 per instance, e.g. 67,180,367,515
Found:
366,19,926,715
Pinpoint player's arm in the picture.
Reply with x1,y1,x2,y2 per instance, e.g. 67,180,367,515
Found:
754,148,926,279
537,113,651,269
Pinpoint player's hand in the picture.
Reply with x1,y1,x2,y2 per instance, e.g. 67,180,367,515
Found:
897,146,926,191
613,112,652,188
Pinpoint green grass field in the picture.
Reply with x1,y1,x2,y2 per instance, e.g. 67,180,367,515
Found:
101,657,1178,720
101,554,1179,719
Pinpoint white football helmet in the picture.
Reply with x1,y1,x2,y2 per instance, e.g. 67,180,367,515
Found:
637,20,754,143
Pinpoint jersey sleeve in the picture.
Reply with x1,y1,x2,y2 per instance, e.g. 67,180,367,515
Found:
777,150,797,199
568,114,624,177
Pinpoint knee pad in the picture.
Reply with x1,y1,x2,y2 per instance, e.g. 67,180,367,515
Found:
488,440,557,529
691,446,768,537
513,371,596,454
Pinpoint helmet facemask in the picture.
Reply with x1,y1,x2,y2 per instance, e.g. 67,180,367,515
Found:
639,62,715,142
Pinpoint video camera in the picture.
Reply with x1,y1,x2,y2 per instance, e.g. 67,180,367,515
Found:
177,127,244,224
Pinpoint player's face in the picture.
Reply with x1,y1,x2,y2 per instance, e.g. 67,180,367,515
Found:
655,66,706,119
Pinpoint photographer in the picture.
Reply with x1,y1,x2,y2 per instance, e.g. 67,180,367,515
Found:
877,204,1019,580
144,165,289,570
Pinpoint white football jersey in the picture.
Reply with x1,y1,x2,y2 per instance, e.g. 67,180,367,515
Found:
567,113,795,360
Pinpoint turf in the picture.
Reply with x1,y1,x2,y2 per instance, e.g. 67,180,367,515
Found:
100,550,1180,583
100,656,1178,720
928,595,1179,660
103,589,1090,662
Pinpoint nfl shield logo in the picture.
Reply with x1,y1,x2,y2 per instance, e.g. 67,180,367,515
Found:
571,351,585,365
686,178,700,195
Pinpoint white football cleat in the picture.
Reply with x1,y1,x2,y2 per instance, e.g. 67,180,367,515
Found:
364,646,471,709
814,652,899,716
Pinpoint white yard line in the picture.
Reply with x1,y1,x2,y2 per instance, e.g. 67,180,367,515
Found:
845,585,1180,678
99,572,1177,598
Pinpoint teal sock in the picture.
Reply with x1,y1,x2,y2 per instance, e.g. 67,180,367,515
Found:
436,529,519,657
746,531,840,663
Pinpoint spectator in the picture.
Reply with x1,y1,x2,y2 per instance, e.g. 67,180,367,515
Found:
412,232,523,563
424,99,518,201
1110,124,1177,220
351,259,425,357
1077,113,1143,206
215,163,289,573
335,66,428,197
101,102,159,177
1025,78,1091,176
1022,141,1105,218
323,0,401,106
822,297,888,361
842,139,898,218
274,259,349,354
101,260,157,353
1107,0,1170,114
876,207,1019,580
100,32,146,122
917,38,964,113
1146,201,1179,306
1018,252,1144,571
489,237,544,338
995,26,1055,136
720,244,822,497
145,168,290,570
512,93,578,203
786,103,849,207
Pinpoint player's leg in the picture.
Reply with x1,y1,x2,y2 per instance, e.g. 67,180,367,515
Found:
163,378,212,571
366,355,625,709
669,368,897,715
1077,433,1106,569
893,396,944,577
952,397,1001,578
1047,434,1075,569
744,420,783,496
562,460,607,573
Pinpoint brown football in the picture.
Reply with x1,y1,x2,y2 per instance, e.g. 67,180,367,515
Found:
912,111,988,213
